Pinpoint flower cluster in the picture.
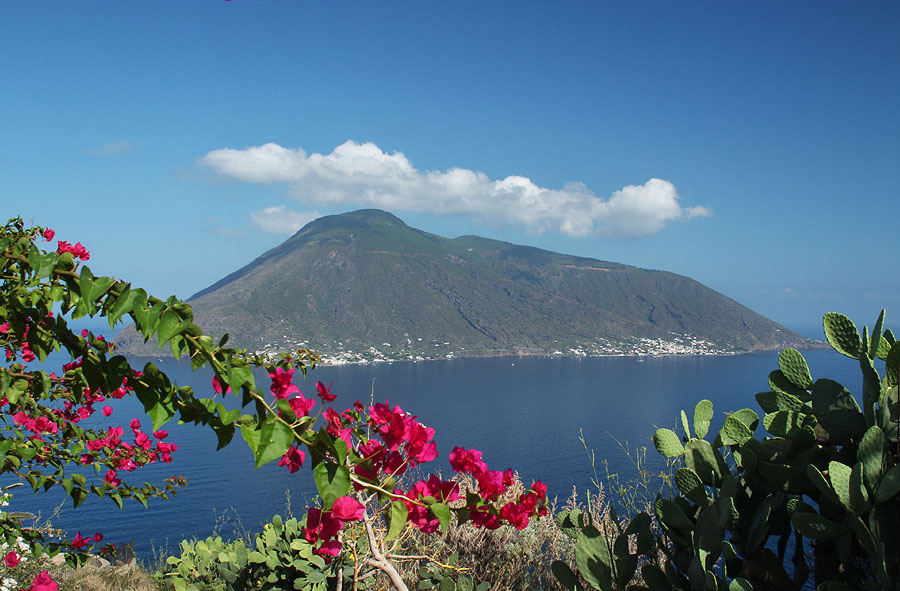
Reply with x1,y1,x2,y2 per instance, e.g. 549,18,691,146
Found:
56,240,90,261
302,495,365,558
264,367,550,558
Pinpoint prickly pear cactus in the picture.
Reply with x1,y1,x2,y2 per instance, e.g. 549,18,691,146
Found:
247,514,333,591
642,310,900,591
551,506,655,591
164,535,252,591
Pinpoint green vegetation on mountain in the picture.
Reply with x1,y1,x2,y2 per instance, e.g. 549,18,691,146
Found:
127,209,810,360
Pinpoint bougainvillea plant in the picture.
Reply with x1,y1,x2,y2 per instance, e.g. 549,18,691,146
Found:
0,218,547,591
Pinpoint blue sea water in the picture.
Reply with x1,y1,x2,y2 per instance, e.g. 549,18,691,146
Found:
10,349,864,559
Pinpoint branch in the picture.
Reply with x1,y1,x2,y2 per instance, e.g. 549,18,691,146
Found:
362,504,409,591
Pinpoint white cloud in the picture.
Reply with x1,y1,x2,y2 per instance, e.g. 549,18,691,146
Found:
89,140,135,156
250,206,322,235
199,141,711,238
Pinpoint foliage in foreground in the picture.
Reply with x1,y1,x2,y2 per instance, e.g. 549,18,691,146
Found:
554,310,900,591
1,216,548,591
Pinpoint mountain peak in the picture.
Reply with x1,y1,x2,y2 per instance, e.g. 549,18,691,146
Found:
295,209,407,237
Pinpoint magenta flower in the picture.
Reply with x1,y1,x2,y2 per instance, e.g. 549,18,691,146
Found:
277,445,305,473
449,446,488,475
211,375,232,394
70,532,88,549
288,394,316,418
26,571,58,591
331,496,365,521
4,551,20,568
268,367,300,399
153,429,168,439
101,406,113,417
316,381,336,403
42,229,55,241
500,502,530,530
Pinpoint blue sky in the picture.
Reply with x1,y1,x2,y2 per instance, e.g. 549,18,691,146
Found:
3,2,898,337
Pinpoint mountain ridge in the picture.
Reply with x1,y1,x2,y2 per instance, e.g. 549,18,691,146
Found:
120,209,815,363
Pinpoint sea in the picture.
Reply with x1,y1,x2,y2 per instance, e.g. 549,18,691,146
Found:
9,347,866,560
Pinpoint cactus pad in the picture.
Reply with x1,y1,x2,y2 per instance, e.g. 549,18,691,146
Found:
653,428,685,458
693,399,714,439
778,348,813,390
823,312,862,359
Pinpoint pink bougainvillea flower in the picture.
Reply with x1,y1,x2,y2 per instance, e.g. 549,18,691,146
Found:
449,446,488,475
303,508,343,545
153,429,168,439
93,533,103,543
268,367,300,399
277,445,305,473
104,469,121,487
70,532,88,549
500,502,530,530
26,570,58,591
129,418,141,431
330,496,365,521
288,394,316,418
475,470,507,500
0,322,8,334
211,375,232,394
56,241,90,261
42,228,55,241
312,539,343,560
101,406,113,417
315,381,336,403
4,551,20,568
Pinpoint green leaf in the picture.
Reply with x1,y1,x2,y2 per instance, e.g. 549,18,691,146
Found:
778,348,813,389
254,420,294,468
241,423,261,455
157,310,184,347
823,312,862,359
147,398,176,431
430,502,451,534
33,252,59,280
70,488,88,509
653,428,684,458
313,463,351,508
386,499,408,540
693,399,713,439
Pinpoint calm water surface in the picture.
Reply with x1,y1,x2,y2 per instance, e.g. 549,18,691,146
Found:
15,349,863,558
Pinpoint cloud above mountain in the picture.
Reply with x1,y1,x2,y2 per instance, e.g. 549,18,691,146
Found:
199,141,711,238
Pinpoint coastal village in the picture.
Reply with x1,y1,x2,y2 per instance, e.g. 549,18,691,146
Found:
253,331,738,366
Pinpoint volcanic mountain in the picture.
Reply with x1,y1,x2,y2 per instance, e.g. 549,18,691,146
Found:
122,209,811,361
